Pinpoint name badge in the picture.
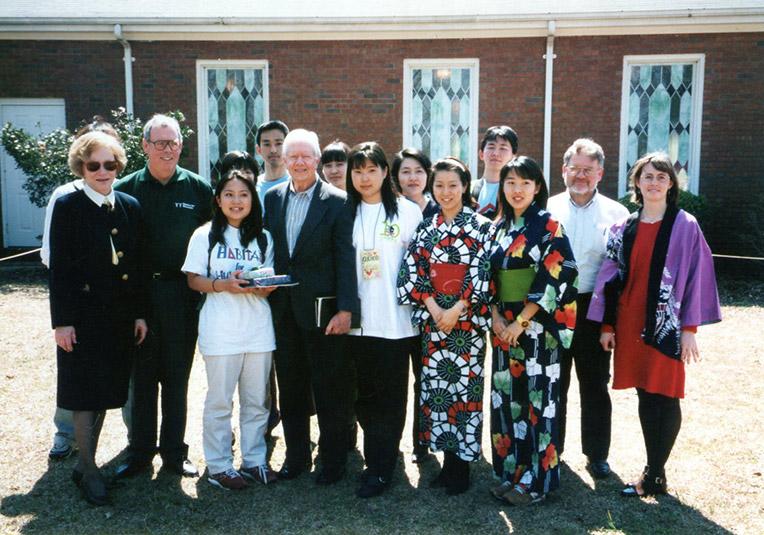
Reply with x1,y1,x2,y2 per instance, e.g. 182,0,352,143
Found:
361,249,381,280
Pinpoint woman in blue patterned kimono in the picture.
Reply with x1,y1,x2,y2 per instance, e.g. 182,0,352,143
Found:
487,156,578,506
397,157,493,495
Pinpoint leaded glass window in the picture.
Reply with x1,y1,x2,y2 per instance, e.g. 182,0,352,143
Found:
197,62,268,184
404,60,479,174
620,55,704,194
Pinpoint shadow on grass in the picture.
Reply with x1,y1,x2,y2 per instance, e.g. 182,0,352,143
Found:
0,451,736,534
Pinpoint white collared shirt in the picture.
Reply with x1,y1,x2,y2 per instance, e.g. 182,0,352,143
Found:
547,190,629,293
82,182,116,208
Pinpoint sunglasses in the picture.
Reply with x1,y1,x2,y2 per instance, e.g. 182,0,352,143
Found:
85,160,119,172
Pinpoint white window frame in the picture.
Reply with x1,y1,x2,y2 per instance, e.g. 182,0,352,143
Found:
195,59,269,182
618,54,705,197
402,58,480,177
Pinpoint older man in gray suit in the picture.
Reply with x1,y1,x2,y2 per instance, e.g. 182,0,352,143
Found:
263,128,359,486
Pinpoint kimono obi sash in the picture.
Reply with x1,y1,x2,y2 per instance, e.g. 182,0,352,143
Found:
496,267,535,303
430,263,467,296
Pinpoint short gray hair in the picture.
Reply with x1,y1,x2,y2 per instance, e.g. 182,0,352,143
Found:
143,114,182,141
283,128,321,157
563,138,605,167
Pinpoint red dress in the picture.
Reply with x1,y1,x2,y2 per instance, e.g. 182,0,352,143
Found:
610,222,686,398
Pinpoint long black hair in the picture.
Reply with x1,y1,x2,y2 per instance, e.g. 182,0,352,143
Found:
429,157,474,208
210,170,264,248
497,156,549,222
346,142,399,220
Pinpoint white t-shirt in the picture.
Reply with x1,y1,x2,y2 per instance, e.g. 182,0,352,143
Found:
182,223,276,356
349,197,423,339
41,179,84,267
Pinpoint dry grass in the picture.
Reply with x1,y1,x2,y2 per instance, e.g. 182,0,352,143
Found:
1,263,762,534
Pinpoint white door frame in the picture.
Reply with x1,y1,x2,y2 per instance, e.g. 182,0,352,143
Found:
0,98,66,248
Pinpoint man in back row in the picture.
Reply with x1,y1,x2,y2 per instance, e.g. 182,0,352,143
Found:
547,138,629,479
255,120,290,207
471,125,518,220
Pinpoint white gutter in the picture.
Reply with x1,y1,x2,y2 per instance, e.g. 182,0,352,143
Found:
113,24,133,116
542,20,555,184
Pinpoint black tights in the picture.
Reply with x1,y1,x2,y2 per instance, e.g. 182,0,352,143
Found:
73,410,106,476
637,389,681,477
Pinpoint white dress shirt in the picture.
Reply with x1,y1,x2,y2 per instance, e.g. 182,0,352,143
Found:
40,179,84,267
547,190,629,293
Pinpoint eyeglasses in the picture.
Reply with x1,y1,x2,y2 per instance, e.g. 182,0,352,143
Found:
565,166,597,177
85,160,119,172
147,139,181,151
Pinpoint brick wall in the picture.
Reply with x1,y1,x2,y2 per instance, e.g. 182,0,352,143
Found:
1,33,762,255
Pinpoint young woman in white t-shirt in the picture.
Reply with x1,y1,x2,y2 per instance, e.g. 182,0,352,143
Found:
181,170,278,490
345,142,423,498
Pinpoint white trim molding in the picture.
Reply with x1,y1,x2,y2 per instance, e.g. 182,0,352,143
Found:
195,59,269,182
618,54,705,197
402,58,480,177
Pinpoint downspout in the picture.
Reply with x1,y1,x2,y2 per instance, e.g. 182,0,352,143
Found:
113,24,134,116
542,20,556,184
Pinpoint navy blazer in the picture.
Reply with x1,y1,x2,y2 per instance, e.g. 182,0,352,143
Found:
263,178,359,331
49,189,146,328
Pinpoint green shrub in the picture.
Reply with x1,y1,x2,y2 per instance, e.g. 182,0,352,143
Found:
618,189,709,228
0,108,193,208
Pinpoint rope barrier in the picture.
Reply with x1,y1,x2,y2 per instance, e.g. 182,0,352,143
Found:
712,254,764,261
0,248,41,262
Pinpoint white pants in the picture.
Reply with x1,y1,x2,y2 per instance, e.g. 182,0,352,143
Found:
202,351,272,475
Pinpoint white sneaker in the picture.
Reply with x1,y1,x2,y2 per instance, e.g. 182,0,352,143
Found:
48,436,75,460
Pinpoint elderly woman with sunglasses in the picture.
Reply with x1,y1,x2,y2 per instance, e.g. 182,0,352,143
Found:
49,131,147,506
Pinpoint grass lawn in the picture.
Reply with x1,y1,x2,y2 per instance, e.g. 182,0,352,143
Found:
1,264,762,534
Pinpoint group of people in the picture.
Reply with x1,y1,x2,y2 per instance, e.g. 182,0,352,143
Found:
44,115,721,508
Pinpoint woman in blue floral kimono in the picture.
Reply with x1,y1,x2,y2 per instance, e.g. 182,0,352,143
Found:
488,156,578,506
397,157,494,495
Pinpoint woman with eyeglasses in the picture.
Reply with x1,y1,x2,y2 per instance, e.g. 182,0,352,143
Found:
397,157,494,495
588,152,721,497
49,131,147,506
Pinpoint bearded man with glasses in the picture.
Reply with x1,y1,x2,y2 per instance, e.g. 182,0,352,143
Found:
114,114,213,479
546,138,629,480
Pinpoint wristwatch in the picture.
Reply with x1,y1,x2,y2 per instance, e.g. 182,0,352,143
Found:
516,313,530,329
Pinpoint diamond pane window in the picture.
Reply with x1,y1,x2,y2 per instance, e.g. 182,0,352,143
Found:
196,61,268,183
404,60,479,175
619,55,704,195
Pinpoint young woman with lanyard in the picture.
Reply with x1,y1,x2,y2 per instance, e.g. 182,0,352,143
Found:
397,157,494,495
345,142,423,498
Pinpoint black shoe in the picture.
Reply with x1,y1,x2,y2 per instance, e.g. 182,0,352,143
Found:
587,459,612,479
445,458,470,496
164,458,199,478
315,465,346,486
278,460,311,480
78,473,111,507
356,474,388,498
114,457,152,479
